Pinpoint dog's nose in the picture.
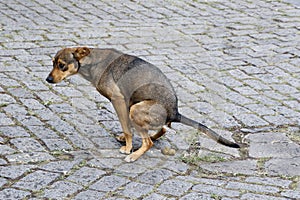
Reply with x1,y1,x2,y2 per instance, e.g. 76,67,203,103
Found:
46,76,54,83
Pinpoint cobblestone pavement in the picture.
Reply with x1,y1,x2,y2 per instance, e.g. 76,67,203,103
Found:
0,0,300,199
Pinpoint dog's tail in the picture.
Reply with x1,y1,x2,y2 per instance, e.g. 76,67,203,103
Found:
174,114,240,148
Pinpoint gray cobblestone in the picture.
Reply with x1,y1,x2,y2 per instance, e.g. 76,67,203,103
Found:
144,193,167,200
0,165,36,179
226,181,280,194
241,193,288,200
201,160,258,175
10,137,45,152
0,126,30,138
1,0,300,199
180,193,214,200
13,170,60,191
120,182,154,199
137,169,174,185
6,152,54,164
234,113,269,127
67,166,106,186
90,175,129,192
245,177,292,188
43,181,83,199
193,183,240,198
0,188,30,200
247,132,300,158
74,190,106,200
157,179,193,197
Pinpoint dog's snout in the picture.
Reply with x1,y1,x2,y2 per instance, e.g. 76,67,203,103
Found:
46,76,54,83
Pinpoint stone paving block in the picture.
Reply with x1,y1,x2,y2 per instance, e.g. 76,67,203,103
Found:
209,110,240,129
180,193,214,200
10,137,45,152
90,175,129,192
13,170,60,191
281,190,300,199
48,103,78,114
244,104,275,116
233,86,259,96
39,160,81,174
0,77,21,88
23,79,49,91
247,132,300,158
241,193,288,200
91,137,121,150
200,159,257,175
0,126,30,138
0,165,36,179
265,158,300,176
19,98,45,110
234,113,269,127
0,145,16,155
0,113,14,126
0,177,7,188
67,166,106,186
0,188,31,200
7,87,35,99
245,177,292,189
271,84,299,94
143,193,167,200
273,105,300,118
157,179,193,197
254,95,282,106
18,115,44,126
0,158,7,165
27,125,60,139
74,190,106,200
115,163,148,178
224,91,254,106
76,124,110,137
42,138,73,151
43,181,83,199
244,79,271,91
263,115,292,127
62,113,95,125
120,182,154,199
66,132,95,150
0,93,16,105
193,183,240,198
162,160,189,174
6,152,54,164
226,181,280,194
137,169,174,185
87,158,123,169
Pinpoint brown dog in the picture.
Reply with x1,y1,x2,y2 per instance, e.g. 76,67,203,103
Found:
46,47,240,162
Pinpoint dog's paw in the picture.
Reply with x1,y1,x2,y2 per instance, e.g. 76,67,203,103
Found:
119,146,131,154
124,153,141,162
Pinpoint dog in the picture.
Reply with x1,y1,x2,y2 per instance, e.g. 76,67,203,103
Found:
46,47,240,162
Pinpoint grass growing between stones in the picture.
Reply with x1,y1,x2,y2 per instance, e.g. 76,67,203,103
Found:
179,152,226,165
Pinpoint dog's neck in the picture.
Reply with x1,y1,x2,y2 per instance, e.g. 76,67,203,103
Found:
77,48,122,86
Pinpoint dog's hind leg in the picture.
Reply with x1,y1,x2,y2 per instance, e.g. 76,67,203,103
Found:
124,126,153,162
126,100,167,162
150,122,171,140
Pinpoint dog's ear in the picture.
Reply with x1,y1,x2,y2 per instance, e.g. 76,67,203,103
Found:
73,47,90,61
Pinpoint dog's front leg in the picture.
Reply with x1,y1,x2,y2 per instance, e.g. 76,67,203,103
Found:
111,88,132,155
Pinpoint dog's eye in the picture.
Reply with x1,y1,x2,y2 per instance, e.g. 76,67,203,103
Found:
58,63,65,70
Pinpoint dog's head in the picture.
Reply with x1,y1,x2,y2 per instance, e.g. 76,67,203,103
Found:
46,47,90,83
